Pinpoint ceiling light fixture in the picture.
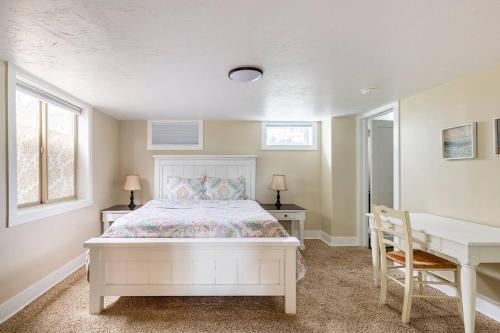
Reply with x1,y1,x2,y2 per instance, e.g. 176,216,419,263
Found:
228,66,263,82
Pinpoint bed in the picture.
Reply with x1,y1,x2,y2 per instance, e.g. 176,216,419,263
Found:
84,155,302,314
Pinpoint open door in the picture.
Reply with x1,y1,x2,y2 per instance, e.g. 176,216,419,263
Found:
369,119,394,209
367,117,394,248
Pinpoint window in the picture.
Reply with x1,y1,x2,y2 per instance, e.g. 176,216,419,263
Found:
16,84,78,207
7,63,93,227
261,121,318,150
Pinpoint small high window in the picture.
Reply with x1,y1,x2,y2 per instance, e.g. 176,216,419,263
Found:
261,122,317,150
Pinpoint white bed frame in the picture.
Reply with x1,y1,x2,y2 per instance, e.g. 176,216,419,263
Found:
84,155,299,314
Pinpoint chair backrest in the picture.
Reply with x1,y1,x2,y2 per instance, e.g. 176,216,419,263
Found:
372,205,413,269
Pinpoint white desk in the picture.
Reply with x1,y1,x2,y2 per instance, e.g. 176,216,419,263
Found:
367,213,500,333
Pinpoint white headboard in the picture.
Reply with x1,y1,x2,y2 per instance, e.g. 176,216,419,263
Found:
153,155,257,200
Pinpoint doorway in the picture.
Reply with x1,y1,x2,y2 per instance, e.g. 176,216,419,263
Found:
369,113,394,211
357,102,400,247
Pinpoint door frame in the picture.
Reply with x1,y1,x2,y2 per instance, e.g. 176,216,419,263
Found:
356,101,400,247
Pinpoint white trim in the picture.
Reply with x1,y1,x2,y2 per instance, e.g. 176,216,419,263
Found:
304,229,322,240
13,199,92,226
331,236,359,246
356,101,400,247
14,66,92,110
494,117,500,157
304,230,359,246
429,283,500,323
6,63,93,227
261,121,318,150
403,268,500,323
147,120,203,150
152,155,258,159
0,252,86,324
441,122,477,160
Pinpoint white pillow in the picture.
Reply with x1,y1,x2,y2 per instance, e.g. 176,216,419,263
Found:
165,176,205,200
204,176,247,200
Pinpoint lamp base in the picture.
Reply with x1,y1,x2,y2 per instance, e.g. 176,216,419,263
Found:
128,190,136,210
274,190,281,209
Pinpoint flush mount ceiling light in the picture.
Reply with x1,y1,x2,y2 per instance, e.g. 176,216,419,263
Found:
228,66,263,82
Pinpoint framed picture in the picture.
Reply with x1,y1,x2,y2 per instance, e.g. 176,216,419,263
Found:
441,122,477,160
495,118,500,157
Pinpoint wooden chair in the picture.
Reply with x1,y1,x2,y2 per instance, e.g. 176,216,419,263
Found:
372,205,462,323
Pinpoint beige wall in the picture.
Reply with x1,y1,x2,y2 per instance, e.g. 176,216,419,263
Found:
400,63,500,303
320,119,334,235
0,62,120,304
118,121,322,231
331,117,357,237
320,116,358,238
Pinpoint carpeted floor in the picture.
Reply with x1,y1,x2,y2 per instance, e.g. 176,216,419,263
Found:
1,240,499,332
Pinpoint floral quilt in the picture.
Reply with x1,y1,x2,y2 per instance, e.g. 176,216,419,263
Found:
102,199,306,281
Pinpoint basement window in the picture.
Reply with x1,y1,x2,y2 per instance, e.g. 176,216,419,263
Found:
16,87,78,207
261,122,317,150
7,63,93,227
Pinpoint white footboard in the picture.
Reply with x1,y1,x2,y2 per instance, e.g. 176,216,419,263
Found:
84,237,299,314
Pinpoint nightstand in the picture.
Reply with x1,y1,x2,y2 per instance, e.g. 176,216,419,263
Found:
101,205,142,233
260,204,306,250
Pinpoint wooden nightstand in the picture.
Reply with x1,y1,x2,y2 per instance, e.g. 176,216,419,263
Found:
260,204,306,250
101,205,142,233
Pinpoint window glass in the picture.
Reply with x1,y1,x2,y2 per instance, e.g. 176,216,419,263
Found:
16,90,40,205
265,124,313,146
47,104,76,201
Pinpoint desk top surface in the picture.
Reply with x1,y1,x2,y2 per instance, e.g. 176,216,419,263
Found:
367,212,500,246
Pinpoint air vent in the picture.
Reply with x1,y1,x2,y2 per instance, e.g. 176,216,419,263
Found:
147,120,203,150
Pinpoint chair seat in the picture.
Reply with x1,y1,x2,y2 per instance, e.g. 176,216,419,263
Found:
386,249,457,269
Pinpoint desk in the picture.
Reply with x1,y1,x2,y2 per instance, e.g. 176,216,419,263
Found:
367,213,500,333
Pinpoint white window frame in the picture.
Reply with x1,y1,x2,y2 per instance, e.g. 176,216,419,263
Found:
261,121,318,150
7,63,93,227
147,120,203,150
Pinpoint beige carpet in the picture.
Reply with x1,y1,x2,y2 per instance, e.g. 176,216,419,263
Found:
1,240,499,333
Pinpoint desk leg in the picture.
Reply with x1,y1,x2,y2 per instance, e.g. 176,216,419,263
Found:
461,265,477,333
298,218,305,251
370,229,380,286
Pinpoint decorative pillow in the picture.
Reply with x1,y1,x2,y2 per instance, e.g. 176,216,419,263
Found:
165,176,205,200
204,176,247,200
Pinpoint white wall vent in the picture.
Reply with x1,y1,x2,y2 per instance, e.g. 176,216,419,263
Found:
147,120,203,150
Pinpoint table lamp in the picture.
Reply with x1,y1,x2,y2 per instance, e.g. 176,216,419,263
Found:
270,174,287,209
123,175,141,210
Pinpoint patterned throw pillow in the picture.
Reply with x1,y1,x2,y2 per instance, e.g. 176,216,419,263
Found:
165,177,205,200
204,176,247,200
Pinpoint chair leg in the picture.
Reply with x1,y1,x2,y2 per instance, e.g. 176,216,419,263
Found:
402,269,413,323
418,271,424,294
454,270,464,322
380,268,388,305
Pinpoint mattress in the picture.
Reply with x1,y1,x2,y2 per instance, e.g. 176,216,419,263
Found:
102,199,306,281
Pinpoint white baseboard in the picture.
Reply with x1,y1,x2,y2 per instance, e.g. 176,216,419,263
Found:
0,252,87,324
397,268,500,323
304,229,322,240
430,281,500,323
304,229,359,246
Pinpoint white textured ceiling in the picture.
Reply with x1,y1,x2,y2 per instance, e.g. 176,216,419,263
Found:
1,1,500,120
